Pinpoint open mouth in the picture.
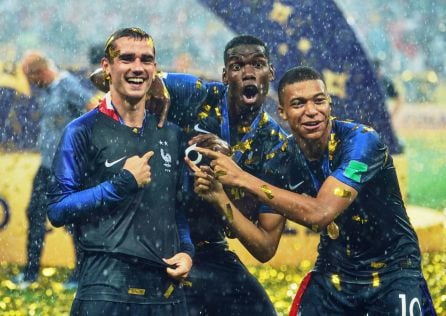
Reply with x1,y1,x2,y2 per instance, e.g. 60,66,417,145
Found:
242,85,259,102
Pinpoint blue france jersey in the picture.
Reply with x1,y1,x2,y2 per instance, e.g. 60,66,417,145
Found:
162,73,288,243
270,119,421,282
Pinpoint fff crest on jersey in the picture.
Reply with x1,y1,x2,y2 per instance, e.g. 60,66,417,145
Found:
159,140,172,172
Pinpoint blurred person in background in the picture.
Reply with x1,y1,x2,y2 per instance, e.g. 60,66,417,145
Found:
373,58,405,153
11,50,96,289
373,59,403,119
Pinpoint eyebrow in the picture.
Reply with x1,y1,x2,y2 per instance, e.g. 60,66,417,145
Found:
227,52,267,61
294,92,326,99
118,53,154,59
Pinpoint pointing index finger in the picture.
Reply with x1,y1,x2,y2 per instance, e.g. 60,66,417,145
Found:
143,151,155,161
184,157,201,173
194,147,220,159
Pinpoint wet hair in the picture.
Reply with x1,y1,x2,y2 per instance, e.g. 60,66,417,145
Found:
278,66,326,104
223,35,270,65
103,27,155,62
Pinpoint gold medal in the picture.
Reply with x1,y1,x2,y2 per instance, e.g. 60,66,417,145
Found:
327,222,340,240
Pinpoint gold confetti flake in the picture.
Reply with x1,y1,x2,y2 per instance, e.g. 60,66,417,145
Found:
230,187,244,200
328,133,339,160
333,187,351,198
352,215,368,224
238,125,251,133
371,262,386,269
214,107,222,120
202,104,212,112
179,280,193,288
128,288,146,295
372,272,380,287
232,139,253,153
163,283,175,298
108,46,120,60
265,152,276,160
259,112,269,126
260,184,274,199
146,36,154,49
331,274,342,291
361,126,375,133
225,203,234,223
214,170,227,179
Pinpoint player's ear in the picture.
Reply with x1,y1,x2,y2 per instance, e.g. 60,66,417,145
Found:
222,67,228,85
269,64,275,82
278,105,287,120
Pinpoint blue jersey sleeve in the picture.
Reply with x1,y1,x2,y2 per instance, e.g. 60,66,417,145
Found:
174,138,195,258
47,115,138,227
331,127,387,192
175,207,195,258
258,203,277,214
160,73,210,128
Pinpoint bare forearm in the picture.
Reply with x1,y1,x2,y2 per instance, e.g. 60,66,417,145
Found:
234,172,334,229
213,194,281,262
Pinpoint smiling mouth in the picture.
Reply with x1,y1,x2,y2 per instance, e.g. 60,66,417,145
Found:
126,77,145,85
303,121,320,126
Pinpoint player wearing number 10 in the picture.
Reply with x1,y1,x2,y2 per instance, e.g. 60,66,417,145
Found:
192,66,436,315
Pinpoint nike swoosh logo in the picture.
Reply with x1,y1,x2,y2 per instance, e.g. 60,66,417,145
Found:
193,124,210,134
289,180,304,191
105,156,127,168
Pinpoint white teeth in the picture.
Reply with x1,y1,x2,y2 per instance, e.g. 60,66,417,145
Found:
127,78,144,83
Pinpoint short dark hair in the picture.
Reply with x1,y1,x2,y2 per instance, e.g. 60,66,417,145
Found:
104,27,155,62
223,35,270,65
278,66,325,104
